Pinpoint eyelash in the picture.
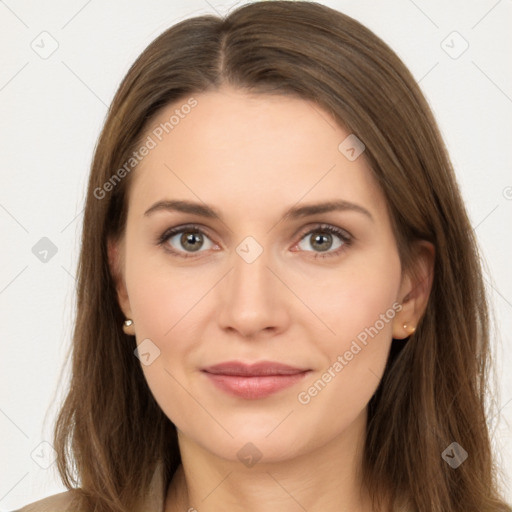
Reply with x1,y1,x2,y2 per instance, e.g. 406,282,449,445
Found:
156,223,353,260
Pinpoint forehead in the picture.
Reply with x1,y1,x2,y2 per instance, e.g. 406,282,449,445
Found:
128,87,385,222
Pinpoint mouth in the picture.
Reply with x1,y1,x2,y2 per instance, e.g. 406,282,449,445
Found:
201,360,311,399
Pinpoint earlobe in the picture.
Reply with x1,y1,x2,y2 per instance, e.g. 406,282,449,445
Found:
392,241,435,339
122,319,135,336
392,322,417,340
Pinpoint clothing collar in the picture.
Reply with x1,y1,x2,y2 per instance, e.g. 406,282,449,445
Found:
139,460,166,511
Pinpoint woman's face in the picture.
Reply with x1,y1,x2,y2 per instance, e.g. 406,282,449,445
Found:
111,86,411,463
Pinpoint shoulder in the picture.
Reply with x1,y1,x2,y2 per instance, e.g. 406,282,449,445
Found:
13,490,81,512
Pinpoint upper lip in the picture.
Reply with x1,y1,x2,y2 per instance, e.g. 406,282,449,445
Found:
202,360,310,376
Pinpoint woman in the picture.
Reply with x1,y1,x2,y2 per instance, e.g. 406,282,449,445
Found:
16,1,511,511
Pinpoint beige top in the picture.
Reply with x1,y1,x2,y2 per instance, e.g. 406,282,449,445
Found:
13,461,167,512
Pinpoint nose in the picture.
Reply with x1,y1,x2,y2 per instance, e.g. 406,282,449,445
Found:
216,242,291,339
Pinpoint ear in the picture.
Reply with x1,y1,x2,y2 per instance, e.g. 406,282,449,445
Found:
392,240,435,339
107,236,132,321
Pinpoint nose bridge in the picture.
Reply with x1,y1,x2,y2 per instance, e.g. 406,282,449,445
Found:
230,235,274,306
216,234,288,336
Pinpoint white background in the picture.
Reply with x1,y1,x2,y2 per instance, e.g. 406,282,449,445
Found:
1,0,511,509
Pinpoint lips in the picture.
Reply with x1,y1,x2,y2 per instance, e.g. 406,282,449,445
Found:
202,360,309,376
201,360,311,399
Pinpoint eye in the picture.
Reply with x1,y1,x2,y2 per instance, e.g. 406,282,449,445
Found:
157,224,217,258
157,223,353,259
293,224,353,259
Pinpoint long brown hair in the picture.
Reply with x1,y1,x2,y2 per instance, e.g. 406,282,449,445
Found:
53,2,511,511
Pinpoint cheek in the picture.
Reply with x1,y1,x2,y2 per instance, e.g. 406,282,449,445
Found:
123,251,214,422
300,244,402,347
125,246,213,340
125,259,208,430
298,245,402,398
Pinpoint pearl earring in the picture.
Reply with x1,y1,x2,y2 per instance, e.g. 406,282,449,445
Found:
403,323,416,335
123,319,134,335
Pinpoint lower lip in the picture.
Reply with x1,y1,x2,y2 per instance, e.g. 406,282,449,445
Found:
203,371,310,399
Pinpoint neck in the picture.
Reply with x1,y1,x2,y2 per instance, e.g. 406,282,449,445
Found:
165,407,384,512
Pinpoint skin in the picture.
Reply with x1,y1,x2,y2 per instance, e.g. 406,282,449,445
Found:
109,86,434,512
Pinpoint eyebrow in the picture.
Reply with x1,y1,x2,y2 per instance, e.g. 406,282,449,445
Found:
144,199,374,222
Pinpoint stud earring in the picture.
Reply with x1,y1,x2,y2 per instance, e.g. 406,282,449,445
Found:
403,323,416,335
123,319,135,335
